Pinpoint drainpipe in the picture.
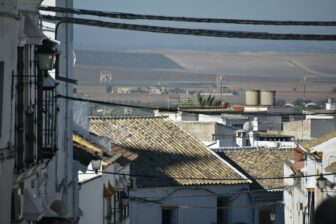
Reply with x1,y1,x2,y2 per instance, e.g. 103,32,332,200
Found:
16,46,24,172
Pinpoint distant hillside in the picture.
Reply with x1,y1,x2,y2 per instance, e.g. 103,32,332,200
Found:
162,51,336,78
75,50,183,70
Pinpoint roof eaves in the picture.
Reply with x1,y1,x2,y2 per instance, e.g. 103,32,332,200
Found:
79,174,102,185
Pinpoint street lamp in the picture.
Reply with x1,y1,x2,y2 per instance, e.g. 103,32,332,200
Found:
91,152,102,174
316,174,335,190
317,174,327,190
36,39,57,71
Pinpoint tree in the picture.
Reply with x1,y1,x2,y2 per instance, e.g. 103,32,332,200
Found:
293,98,312,107
195,93,221,106
275,98,286,106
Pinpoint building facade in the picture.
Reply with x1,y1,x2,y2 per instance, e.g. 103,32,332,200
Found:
0,0,77,223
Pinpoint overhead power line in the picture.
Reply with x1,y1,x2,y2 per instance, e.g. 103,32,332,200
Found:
40,6,336,27
56,94,336,116
42,15,336,41
132,198,280,210
129,186,290,199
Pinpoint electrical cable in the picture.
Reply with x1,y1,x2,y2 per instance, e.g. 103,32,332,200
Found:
131,197,281,210
56,94,336,116
41,15,336,41
39,6,336,27
129,186,291,199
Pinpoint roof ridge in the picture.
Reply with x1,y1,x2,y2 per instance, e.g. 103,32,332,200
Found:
214,147,296,152
89,115,167,120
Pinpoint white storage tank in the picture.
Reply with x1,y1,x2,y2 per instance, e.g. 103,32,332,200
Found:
326,98,336,110
260,90,276,106
245,89,260,106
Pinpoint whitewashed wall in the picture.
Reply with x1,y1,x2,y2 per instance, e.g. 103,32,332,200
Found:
283,163,305,224
198,114,223,123
0,1,24,223
79,176,104,224
129,184,253,224
79,162,130,224
311,138,336,197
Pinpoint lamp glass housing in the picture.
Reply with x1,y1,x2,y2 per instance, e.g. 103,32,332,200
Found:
317,174,327,190
37,53,55,71
91,159,102,174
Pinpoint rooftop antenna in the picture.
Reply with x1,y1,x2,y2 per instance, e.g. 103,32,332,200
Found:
303,76,308,103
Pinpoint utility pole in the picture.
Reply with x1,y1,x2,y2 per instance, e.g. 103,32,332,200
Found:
303,76,308,103
217,74,225,103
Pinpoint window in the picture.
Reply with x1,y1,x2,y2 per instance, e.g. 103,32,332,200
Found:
41,82,58,159
162,207,178,224
258,209,272,224
307,190,315,222
105,191,129,224
0,62,3,137
217,197,231,224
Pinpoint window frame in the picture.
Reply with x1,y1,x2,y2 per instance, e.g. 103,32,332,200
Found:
162,206,178,224
217,196,231,224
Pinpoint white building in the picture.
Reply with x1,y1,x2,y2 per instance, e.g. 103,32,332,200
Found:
73,127,136,224
130,185,253,224
284,132,336,224
89,116,256,224
281,116,336,140
175,121,237,148
214,148,296,224
283,161,306,224
235,129,296,149
154,109,198,121
0,0,78,223
309,135,336,198
0,1,22,222
326,98,336,111
222,114,249,129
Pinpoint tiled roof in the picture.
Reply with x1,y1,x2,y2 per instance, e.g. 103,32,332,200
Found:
179,107,233,114
111,144,138,166
325,162,336,173
73,133,106,166
218,149,295,190
73,132,137,168
89,116,248,188
299,131,336,151
256,132,294,138
73,134,104,155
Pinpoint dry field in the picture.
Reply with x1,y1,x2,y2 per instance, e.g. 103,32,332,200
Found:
75,51,336,105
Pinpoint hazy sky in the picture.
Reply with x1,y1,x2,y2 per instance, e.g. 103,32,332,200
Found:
74,0,336,52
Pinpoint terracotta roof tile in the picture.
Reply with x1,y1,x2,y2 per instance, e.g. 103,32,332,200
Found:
218,149,295,190
89,116,247,187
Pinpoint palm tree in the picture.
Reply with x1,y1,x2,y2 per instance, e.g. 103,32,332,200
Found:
195,93,221,107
